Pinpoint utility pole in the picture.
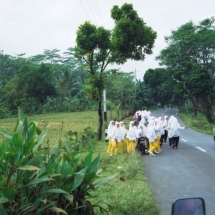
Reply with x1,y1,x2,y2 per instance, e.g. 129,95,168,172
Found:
134,68,137,95
103,89,107,122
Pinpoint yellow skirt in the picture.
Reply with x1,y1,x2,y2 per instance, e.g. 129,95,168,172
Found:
127,140,136,153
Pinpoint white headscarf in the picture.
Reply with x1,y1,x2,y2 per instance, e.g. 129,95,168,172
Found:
146,120,156,142
167,116,175,129
162,115,168,128
120,121,128,139
154,118,164,135
135,125,144,138
107,120,115,138
126,121,136,140
170,118,179,131
111,121,122,142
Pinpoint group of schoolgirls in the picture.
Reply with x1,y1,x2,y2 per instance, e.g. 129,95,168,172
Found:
106,110,162,156
106,120,135,156
107,110,188,156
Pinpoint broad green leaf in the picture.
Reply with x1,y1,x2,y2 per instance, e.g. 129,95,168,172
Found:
0,197,9,204
96,169,103,176
27,177,54,186
2,188,15,201
23,138,35,154
16,155,30,166
14,150,21,163
12,133,22,150
0,128,13,139
64,194,73,202
49,207,68,215
63,175,74,191
37,202,56,213
50,174,62,178
62,161,72,177
26,155,45,167
33,128,48,152
18,165,40,171
84,172,97,183
93,173,118,189
35,126,42,135
0,204,6,215
0,179,6,188
18,107,26,122
87,155,100,173
84,152,93,166
19,206,36,214
16,120,23,136
62,153,71,163
26,123,36,142
47,189,70,195
71,167,88,191
23,116,29,135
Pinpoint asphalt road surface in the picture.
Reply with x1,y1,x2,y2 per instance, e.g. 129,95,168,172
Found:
142,108,215,215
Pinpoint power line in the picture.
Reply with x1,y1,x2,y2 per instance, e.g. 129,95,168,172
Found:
94,0,105,26
85,0,98,25
79,0,91,21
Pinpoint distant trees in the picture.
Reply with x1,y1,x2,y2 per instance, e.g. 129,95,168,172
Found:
157,17,215,122
3,64,56,113
0,48,141,118
75,3,157,139
144,68,185,108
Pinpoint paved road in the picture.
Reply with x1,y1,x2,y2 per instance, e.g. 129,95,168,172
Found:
142,108,215,215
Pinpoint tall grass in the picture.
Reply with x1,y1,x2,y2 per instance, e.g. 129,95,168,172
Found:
0,110,159,215
179,108,213,135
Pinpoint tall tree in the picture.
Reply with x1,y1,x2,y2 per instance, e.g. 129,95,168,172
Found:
75,3,157,140
157,17,215,122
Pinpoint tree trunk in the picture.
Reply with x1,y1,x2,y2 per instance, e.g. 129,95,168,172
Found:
97,89,103,140
190,97,198,117
204,99,214,123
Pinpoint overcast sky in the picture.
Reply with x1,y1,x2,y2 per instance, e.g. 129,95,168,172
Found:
0,0,214,79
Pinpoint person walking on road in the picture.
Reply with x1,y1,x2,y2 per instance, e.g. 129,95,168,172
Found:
167,116,175,147
169,118,188,149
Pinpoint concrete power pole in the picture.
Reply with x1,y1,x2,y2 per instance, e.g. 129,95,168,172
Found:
103,89,107,122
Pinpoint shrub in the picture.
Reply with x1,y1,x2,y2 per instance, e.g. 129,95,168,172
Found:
0,108,116,214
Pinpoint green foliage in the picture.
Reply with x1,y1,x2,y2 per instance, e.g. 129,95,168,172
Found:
97,152,159,215
134,79,151,109
0,109,117,214
144,68,185,107
105,70,135,111
157,17,215,121
111,3,157,63
64,126,97,151
75,3,157,140
2,64,57,113
0,103,9,119
179,108,213,135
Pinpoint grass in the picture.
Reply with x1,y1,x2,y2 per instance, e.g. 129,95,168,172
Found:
179,108,213,135
0,110,159,215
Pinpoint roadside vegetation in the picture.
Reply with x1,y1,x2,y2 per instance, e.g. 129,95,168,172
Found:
0,110,159,215
179,108,213,136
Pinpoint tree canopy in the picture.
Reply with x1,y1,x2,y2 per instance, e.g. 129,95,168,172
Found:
75,3,157,139
157,17,215,122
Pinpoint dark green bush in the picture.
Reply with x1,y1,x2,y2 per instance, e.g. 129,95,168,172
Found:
0,108,116,214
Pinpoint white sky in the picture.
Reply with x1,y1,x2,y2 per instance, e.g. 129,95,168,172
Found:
0,0,214,79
